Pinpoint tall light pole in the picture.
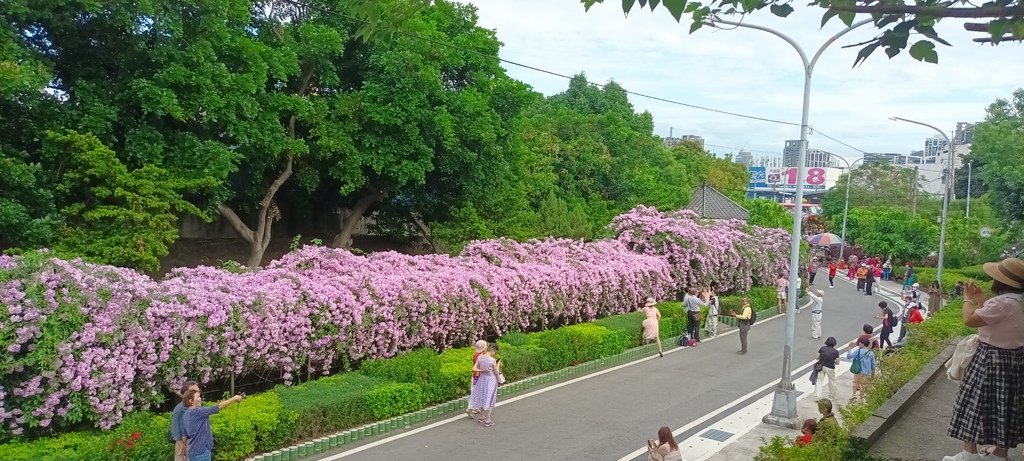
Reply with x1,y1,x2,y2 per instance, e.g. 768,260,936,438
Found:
890,116,954,285
966,159,972,217
829,155,864,262
705,16,872,429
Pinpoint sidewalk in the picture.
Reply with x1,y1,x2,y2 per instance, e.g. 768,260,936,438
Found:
699,274,910,461
702,356,857,460
868,371,1024,461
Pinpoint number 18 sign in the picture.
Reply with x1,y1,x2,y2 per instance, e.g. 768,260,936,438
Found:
765,167,827,186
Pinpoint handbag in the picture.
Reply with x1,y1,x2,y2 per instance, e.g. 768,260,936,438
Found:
497,373,506,385
850,350,863,374
945,334,979,381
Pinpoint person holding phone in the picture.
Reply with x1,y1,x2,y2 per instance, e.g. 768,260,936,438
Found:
646,426,681,461
469,342,500,427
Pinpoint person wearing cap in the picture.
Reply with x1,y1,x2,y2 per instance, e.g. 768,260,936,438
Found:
944,258,1024,461
808,289,825,339
640,297,664,358
466,339,488,418
704,285,720,338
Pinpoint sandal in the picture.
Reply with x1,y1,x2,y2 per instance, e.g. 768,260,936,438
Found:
480,420,494,427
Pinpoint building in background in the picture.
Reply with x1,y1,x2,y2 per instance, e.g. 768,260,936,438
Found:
954,122,975,145
736,150,753,166
863,152,909,165
781,140,838,168
662,130,705,149
923,135,947,163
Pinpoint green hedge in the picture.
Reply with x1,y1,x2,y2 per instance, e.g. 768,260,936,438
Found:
913,266,991,294
2,287,775,460
274,374,382,441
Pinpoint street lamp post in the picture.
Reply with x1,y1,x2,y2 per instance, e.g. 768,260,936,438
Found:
705,16,871,429
966,160,972,217
890,116,954,285
830,156,864,262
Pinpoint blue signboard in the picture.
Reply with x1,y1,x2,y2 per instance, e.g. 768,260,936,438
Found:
748,166,766,188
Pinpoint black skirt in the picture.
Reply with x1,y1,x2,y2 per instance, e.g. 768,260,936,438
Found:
947,341,1024,447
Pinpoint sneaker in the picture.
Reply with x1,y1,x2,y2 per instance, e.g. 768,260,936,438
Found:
978,453,1006,461
942,451,983,461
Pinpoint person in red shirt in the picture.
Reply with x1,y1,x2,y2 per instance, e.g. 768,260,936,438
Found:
796,418,817,446
827,260,838,288
908,304,925,324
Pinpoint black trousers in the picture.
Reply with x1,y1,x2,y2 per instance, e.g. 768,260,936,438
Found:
880,327,893,348
687,312,701,342
808,273,816,285
828,275,835,287
865,281,873,295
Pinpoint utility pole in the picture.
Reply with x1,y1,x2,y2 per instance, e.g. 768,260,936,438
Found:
911,165,918,216
966,159,972,217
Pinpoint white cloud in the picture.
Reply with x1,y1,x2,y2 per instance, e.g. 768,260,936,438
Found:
466,0,1023,159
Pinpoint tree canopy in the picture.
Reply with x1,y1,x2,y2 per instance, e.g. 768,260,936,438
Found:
0,0,752,269
581,0,1024,65
970,88,1024,224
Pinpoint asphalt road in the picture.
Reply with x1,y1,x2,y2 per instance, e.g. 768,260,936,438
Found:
313,277,892,461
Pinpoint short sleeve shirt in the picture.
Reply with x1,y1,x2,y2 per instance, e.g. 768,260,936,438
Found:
817,346,839,369
184,405,220,455
170,402,187,441
976,294,1024,349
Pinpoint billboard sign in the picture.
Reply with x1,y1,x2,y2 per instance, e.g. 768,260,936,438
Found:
748,166,828,188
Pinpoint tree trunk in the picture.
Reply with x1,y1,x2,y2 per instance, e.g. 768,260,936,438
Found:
218,155,291,268
332,187,386,248
409,215,439,253
215,61,315,267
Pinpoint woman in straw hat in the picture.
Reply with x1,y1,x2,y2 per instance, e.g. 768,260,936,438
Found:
640,297,664,358
943,258,1024,461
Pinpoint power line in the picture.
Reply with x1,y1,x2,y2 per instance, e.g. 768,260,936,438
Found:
285,0,921,165
284,0,801,127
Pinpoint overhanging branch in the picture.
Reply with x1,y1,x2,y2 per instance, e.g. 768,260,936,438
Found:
829,4,1024,17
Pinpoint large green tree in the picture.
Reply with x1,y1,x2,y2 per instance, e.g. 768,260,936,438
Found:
820,162,934,224
845,206,938,262
970,88,1024,224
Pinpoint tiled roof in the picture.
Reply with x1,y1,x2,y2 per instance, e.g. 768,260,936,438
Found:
686,183,750,220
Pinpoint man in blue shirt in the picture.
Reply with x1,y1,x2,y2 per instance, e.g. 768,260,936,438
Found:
170,381,200,461
183,390,244,461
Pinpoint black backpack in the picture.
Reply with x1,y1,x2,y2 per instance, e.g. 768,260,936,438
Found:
887,309,899,328
749,309,758,324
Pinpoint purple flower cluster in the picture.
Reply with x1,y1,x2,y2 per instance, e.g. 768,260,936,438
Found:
0,238,672,436
610,206,792,292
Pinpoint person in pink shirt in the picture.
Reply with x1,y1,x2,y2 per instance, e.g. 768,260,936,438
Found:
944,258,1024,461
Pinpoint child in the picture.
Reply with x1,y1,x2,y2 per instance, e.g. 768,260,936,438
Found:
182,389,244,461
795,418,817,446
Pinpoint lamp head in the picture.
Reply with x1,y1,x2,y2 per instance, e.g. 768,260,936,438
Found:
888,116,899,121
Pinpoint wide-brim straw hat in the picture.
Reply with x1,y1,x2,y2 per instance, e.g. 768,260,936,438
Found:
473,340,488,353
983,257,1024,289
644,297,657,307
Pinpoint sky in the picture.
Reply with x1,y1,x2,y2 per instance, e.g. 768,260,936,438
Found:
464,0,1024,163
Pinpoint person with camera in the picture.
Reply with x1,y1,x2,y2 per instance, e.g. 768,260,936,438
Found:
182,389,244,461
646,426,682,461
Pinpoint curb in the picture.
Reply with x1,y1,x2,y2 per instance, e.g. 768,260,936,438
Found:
850,338,959,448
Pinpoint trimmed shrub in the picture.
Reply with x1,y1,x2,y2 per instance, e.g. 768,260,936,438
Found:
358,348,461,404
594,312,644,347
275,374,381,441
437,347,475,398
534,324,625,369
0,431,107,461
210,392,287,461
495,342,547,382
364,383,425,420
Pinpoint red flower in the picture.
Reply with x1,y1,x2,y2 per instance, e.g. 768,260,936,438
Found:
130,431,141,441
